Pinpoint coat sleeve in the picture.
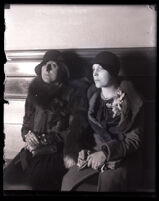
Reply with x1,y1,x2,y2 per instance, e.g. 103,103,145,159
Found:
102,104,144,161
63,83,95,169
21,94,35,142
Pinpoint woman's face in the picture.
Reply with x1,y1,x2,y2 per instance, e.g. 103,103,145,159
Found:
92,64,113,88
41,61,59,84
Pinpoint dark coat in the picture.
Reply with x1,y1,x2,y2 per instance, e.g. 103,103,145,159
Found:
22,76,76,144
62,80,144,191
21,76,91,146
4,76,91,190
87,80,144,161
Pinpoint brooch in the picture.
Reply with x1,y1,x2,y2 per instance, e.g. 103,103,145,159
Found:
111,89,125,118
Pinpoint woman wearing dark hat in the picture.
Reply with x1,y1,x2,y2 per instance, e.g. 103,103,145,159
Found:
3,50,91,191
61,51,144,192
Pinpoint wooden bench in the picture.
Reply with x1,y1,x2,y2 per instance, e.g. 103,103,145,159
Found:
4,47,156,192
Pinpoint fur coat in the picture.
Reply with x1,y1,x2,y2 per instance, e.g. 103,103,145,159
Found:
21,76,92,161
4,75,91,190
62,79,144,191
63,79,144,167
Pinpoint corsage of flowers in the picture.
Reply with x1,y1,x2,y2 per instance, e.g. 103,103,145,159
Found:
111,88,125,118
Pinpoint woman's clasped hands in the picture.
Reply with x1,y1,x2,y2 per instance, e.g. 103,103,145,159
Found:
77,149,106,171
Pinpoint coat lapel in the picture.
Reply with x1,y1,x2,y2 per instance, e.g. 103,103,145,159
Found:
88,89,103,129
118,81,143,132
88,81,143,134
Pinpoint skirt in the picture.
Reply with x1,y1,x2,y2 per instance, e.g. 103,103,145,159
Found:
4,148,67,191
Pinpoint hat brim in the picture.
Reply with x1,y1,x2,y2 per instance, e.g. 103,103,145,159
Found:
35,62,43,75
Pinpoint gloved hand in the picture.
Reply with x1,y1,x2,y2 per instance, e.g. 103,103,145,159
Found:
77,149,91,169
87,151,107,171
25,130,40,152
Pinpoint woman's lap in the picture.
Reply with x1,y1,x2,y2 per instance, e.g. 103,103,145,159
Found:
25,153,66,190
97,167,128,192
62,165,128,192
61,165,98,191
4,152,66,191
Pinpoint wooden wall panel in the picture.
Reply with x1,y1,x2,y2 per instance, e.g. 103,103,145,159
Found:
5,48,156,76
4,100,25,124
4,76,156,100
4,47,156,100
4,124,25,159
4,77,34,99
4,61,38,76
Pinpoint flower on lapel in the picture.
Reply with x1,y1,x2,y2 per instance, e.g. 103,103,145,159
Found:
112,89,125,118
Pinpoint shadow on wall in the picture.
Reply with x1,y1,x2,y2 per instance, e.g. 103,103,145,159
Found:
62,51,91,80
120,51,156,191
120,51,156,101
62,49,156,101
62,50,156,101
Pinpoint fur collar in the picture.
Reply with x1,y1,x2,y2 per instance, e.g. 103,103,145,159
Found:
28,76,64,108
88,80,143,132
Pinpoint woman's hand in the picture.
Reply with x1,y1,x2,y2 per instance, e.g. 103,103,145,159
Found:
87,151,106,170
77,149,91,169
25,131,39,152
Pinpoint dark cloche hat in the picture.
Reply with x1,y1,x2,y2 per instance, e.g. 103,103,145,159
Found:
35,50,64,75
92,51,120,77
